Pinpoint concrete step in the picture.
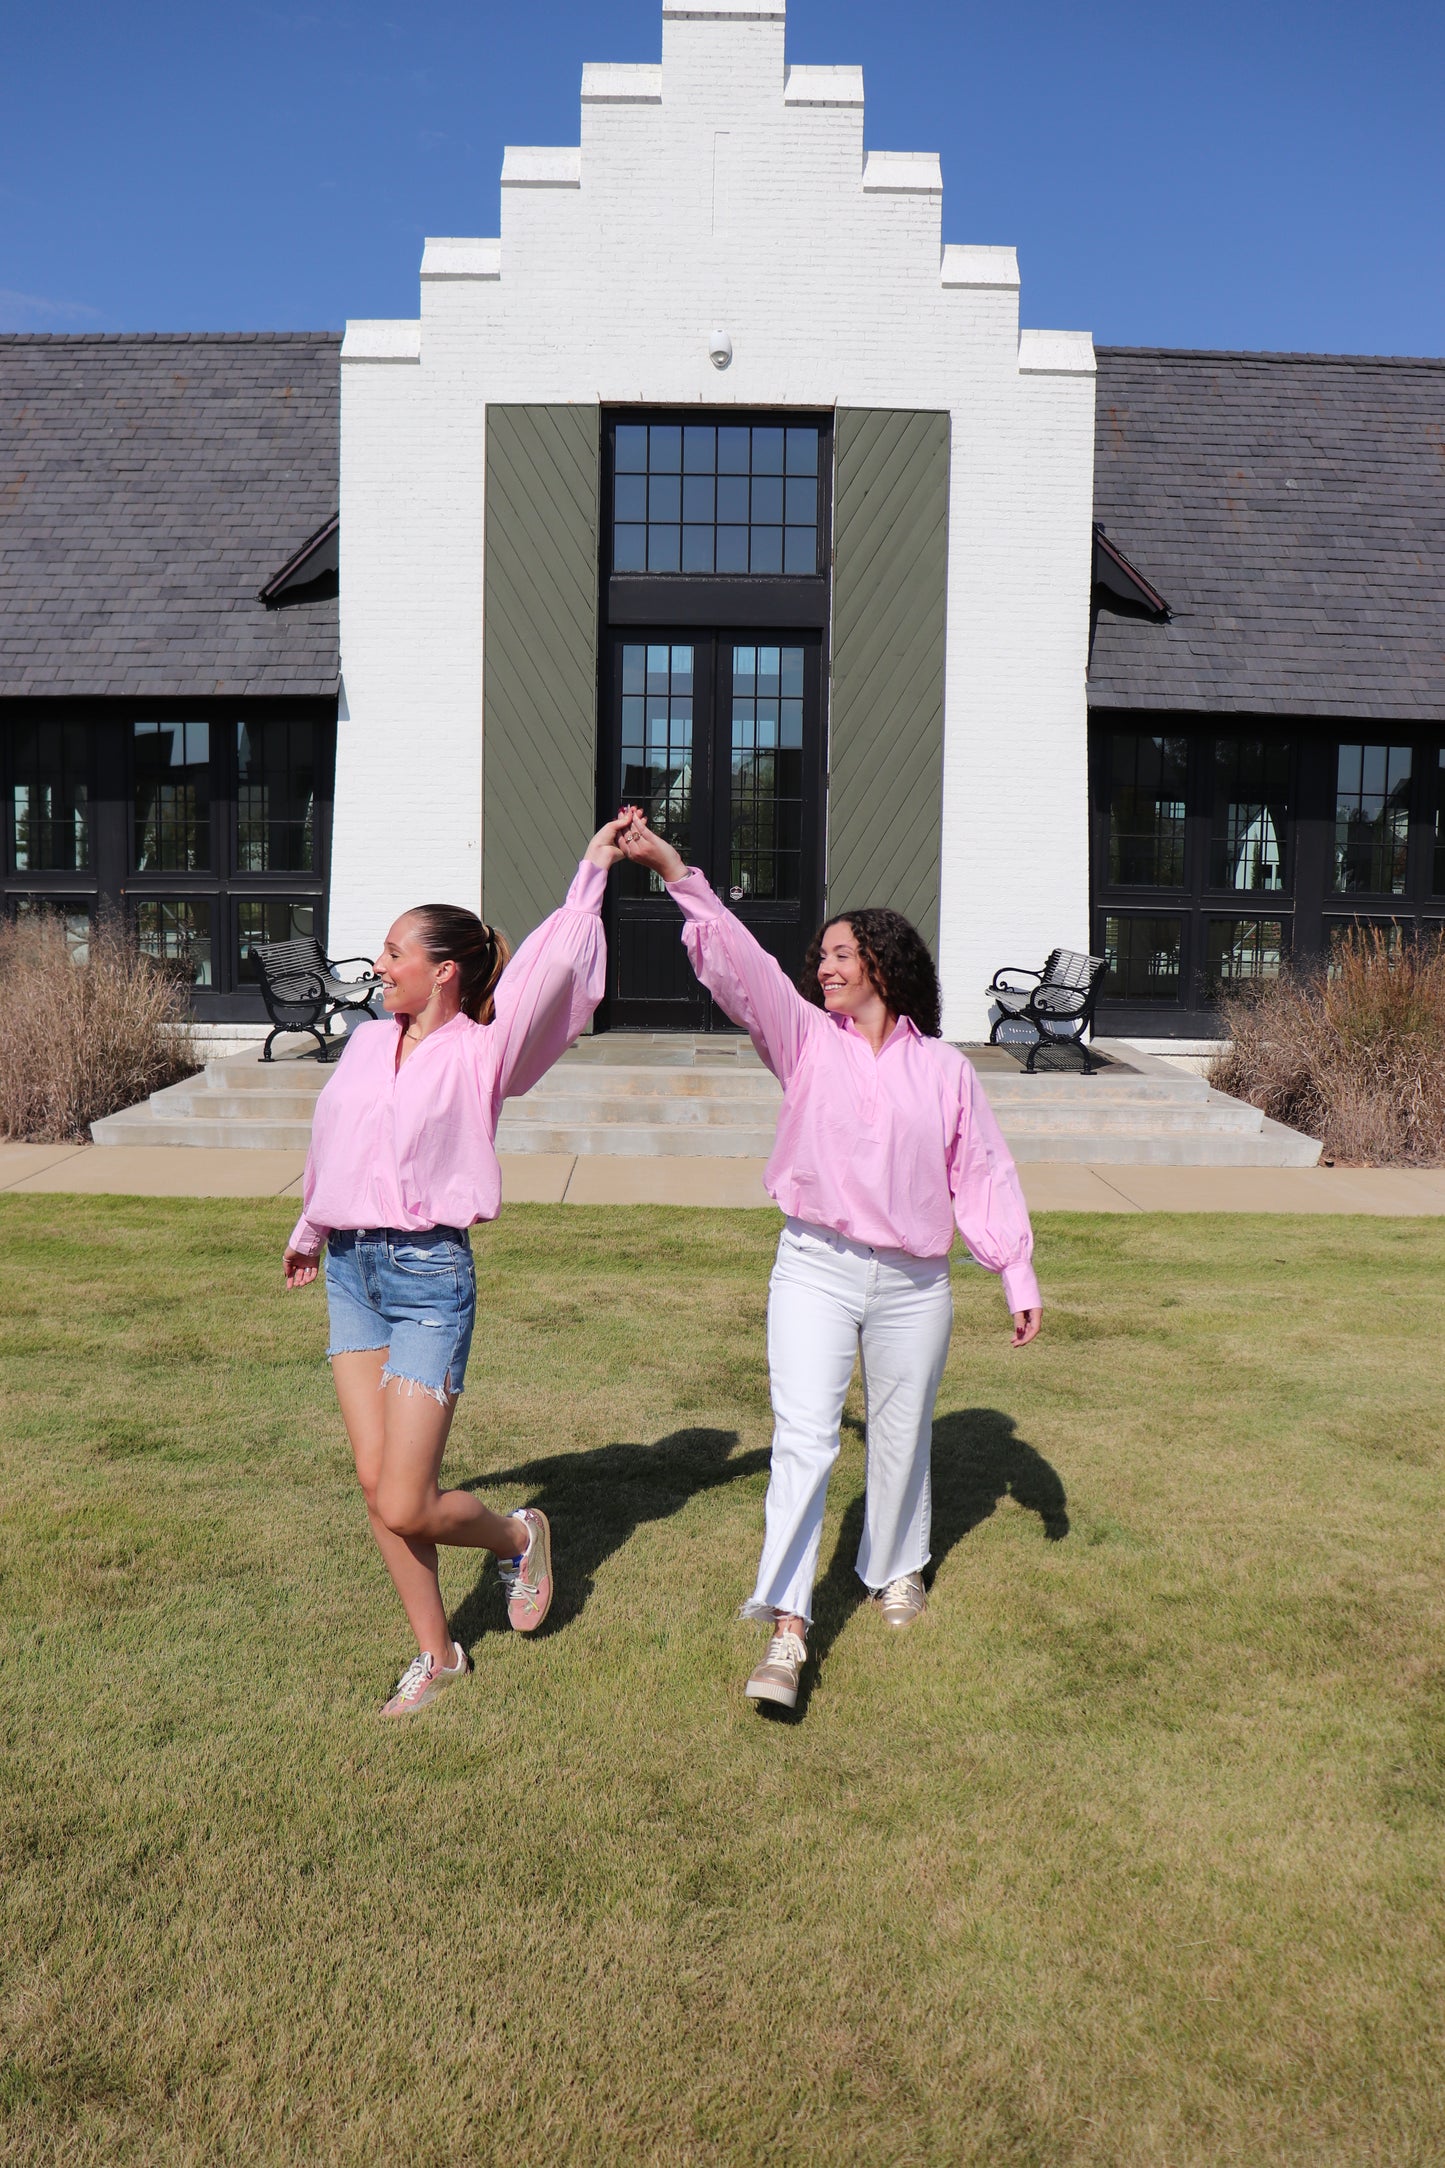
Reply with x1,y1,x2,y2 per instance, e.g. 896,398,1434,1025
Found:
90,1032,1321,1169
494,1120,782,1157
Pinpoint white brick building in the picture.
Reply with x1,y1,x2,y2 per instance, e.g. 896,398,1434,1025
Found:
333,0,1097,1040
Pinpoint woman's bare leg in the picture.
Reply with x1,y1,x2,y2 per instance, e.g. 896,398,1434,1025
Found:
332,1353,528,1665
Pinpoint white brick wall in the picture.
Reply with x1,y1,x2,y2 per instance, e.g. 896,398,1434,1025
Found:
336,0,1096,1038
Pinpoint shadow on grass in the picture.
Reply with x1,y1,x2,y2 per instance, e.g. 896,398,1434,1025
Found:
764,1406,1069,1722
449,1427,770,1651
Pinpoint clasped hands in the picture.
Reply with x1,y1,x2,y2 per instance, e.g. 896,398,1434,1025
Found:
584,808,686,882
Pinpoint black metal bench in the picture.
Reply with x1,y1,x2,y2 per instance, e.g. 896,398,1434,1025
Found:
249,938,381,1063
987,949,1107,1073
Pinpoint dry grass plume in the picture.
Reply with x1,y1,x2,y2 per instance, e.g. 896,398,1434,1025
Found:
1211,926,1445,1165
0,911,197,1142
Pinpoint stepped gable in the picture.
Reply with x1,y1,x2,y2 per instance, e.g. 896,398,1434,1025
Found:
1090,347,1445,721
0,331,340,698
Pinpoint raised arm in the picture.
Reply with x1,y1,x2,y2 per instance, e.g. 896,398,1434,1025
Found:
488,819,624,1102
618,816,815,1085
948,1058,1042,1335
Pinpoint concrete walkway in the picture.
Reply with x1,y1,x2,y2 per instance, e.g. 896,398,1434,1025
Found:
3,1142,1444,1214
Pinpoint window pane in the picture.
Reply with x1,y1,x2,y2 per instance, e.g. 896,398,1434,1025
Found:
646,525,680,572
1435,750,1445,896
1205,917,1285,998
1326,918,1404,971
1103,915,1183,1002
681,525,714,572
683,425,715,472
617,643,694,892
615,425,648,472
785,427,818,475
1332,742,1411,893
612,419,821,578
647,425,681,472
13,897,91,963
136,898,212,986
729,641,805,901
1106,734,1187,886
1208,736,1291,891
237,899,318,980
12,721,91,872
134,722,211,872
236,718,317,873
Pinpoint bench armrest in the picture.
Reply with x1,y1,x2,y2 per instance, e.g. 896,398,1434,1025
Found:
989,966,1042,994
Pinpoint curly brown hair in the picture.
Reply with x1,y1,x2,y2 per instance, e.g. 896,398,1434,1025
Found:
800,908,942,1037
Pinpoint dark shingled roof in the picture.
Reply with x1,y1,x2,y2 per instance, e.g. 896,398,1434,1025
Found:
1090,347,1445,721
0,332,340,699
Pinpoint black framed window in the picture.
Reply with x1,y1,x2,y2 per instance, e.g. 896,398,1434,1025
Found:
1103,914,1183,1001
1106,732,1188,886
612,421,822,577
236,718,318,872
135,897,213,986
728,642,805,901
618,643,696,889
1434,750,1445,896
13,896,92,961
1332,742,1411,894
1209,736,1291,891
134,721,211,872
12,720,91,873
236,898,318,980
1204,915,1286,998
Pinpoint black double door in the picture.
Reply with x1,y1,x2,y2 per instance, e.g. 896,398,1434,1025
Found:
601,629,824,1029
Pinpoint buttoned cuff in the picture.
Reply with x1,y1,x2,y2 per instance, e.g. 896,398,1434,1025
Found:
1001,1259,1041,1315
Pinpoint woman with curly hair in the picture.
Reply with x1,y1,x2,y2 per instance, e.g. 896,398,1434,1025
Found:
618,814,1041,1712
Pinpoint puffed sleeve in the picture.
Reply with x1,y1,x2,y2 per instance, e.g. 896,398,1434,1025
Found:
947,1058,1041,1314
665,868,816,1085
488,860,608,1103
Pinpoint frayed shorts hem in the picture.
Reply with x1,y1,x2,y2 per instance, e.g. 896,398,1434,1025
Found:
738,1596,811,1627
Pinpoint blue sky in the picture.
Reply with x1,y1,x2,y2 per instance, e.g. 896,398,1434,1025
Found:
3,1,1442,354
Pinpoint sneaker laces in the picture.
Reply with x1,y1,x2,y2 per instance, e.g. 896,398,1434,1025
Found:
880,1575,920,1607
765,1630,806,1669
391,1651,434,1704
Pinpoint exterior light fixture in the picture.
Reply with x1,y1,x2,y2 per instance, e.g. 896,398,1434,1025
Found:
708,328,733,369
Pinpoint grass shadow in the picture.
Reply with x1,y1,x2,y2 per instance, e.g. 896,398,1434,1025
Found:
448,1427,769,1651
772,1407,1068,1718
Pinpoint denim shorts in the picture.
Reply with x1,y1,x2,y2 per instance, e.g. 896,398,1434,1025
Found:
325,1227,476,1403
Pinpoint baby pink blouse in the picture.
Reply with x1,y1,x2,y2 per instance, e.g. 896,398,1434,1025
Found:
666,869,1041,1314
288,860,606,1254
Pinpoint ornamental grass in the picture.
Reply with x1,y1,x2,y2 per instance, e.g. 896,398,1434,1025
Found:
0,911,196,1143
1211,926,1445,1166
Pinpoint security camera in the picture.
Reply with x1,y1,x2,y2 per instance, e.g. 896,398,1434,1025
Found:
708,328,733,369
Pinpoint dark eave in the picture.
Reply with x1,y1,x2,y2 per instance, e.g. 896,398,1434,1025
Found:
260,512,339,607
1092,524,1170,621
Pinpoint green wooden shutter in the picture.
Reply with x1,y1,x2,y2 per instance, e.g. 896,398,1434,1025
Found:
482,405,600,944
828,410,950,952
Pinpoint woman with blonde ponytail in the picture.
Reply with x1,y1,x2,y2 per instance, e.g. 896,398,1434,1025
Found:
283,817,632,1716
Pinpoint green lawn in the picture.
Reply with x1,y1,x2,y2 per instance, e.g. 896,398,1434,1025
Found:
1,1199,1442,2166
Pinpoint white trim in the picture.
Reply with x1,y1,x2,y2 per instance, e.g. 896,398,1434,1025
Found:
581,63,663,103
784,65,864,108
500,146,582,189
662,2,785,18
340,320,421,363
941,244,1019,291
1018,328,1096,376
862,151,943,195
421,237,501,281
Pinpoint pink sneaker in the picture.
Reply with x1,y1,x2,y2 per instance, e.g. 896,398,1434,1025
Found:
379,1640,469,1718
498,1508,553,1633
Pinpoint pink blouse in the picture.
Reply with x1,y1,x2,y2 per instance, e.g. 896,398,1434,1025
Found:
288,860,606,1254
667,870,1041,1313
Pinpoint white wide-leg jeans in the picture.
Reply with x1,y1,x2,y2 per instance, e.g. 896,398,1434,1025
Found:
741,1218,955,1626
